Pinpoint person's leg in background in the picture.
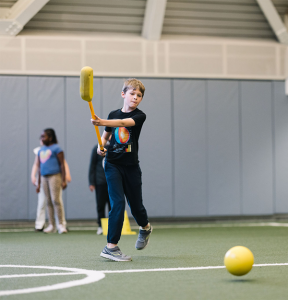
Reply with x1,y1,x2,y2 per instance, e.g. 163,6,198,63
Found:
42,176,55,233
35,185,46,231
95,183,110,235
50,173,66,234
55,188,67,231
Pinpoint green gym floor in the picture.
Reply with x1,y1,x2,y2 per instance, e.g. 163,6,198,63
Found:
0,221,287,300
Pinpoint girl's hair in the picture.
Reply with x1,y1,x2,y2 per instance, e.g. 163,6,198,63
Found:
44,128,58,144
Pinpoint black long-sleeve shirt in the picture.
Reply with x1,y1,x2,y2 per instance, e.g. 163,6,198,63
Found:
88,145,106,186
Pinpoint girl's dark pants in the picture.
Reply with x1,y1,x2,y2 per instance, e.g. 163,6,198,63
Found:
95,183,111,227
104,161,149,244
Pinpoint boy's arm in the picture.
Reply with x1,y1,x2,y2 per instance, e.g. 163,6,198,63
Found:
91,114,135,128
97,130,111,157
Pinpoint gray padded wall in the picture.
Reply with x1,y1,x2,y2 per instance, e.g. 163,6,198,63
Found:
207,80,241,216
66,77,101,219
28,77,66,219
0,76,287,220
102,78,125,117
173,80,207,216
0,76,28,220
240,81,273,215
139,79,173,217
273,81,288,213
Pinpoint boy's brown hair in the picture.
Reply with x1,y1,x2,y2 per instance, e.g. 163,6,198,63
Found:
122,78,145,97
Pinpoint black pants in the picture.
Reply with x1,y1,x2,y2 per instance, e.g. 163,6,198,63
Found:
104,161,149,244
95,183,111,227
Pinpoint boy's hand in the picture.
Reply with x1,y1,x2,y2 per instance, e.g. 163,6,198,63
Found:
89,185,95,192
36,185,40,193
62,181,67,190
97,147,107,157
91,114,102,126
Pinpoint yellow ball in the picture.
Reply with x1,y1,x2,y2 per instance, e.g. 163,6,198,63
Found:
224,246,254,276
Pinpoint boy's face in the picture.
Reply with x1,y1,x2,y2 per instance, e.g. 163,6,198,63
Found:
121,88,143,110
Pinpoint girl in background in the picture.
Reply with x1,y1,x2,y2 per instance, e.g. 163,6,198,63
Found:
31,140,71,232
36,128,67,234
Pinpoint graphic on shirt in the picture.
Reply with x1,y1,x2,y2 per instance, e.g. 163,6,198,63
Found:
115,127,130,144
112,127,132,153
40,149,52,163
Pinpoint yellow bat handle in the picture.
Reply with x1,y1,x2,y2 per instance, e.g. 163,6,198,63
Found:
88,101,104,151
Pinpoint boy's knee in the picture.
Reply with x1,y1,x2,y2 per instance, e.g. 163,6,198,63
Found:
110,201,125,214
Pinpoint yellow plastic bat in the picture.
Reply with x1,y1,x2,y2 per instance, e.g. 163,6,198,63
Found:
80,66,104,151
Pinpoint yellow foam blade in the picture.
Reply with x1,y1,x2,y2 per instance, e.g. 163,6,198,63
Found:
80,66,93,102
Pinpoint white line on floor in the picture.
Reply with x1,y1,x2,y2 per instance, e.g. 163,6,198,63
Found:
0,263,287,296
0,265,105,297
0,272,81,279
100,263,288,274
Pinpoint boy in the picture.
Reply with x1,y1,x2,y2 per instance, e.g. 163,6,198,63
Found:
91,78,152,262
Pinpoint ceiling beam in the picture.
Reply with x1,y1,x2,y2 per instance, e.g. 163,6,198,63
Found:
0,0,50,36
256,0,288,45
142,0,167,40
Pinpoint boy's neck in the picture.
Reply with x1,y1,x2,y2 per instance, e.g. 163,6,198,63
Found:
121,104,137,113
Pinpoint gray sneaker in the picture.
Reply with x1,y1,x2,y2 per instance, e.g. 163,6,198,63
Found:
100,246,132,262
135,225,153,250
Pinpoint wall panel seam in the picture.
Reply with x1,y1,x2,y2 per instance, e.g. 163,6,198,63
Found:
171,79,175,217
100,77,103,117
271,81,276,214
64,76,68,215
205,80,209,215
238,80,243,215
27,76,30,219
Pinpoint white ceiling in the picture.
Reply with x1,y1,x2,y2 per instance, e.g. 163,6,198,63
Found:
0,0,287,41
